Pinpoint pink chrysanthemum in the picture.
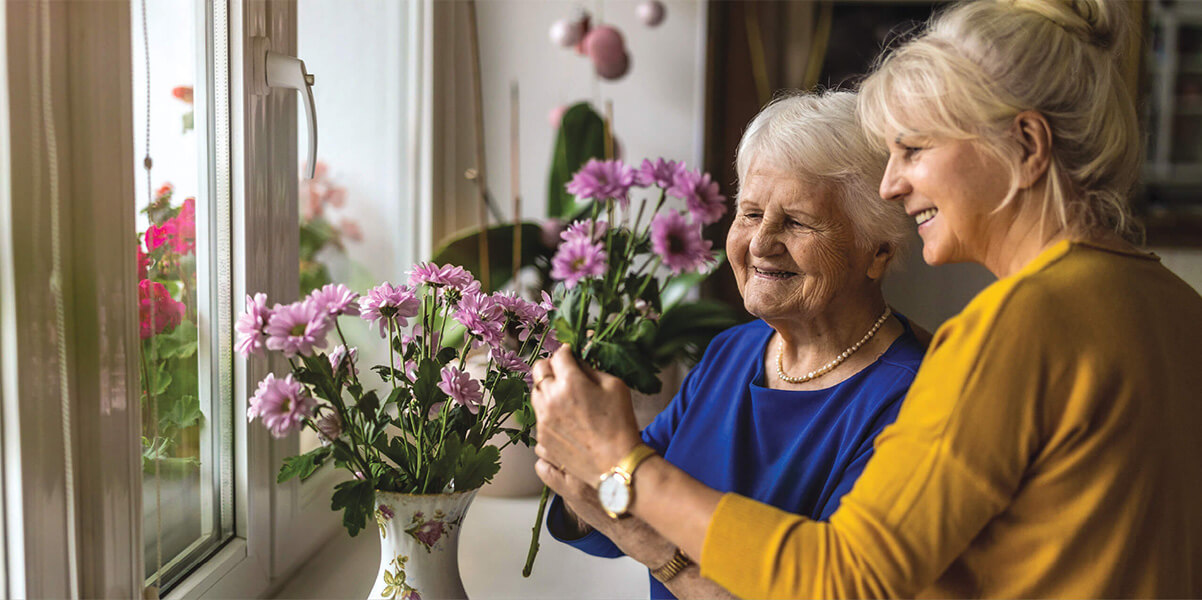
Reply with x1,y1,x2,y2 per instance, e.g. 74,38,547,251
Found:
235,293,273,357
436,365,484,415
491,290,540,324
455,283,505,347
560,219,608,244
328,344,359,376
138,280,186,340
565,159,636,207
651,211,714,274
550,238,607,289
668,169,728,225
491,347,533,384
264,299,331,357
309,283,360,317
407,262,475,290
247,373,317,439
636,158,686,189
359,282,419,337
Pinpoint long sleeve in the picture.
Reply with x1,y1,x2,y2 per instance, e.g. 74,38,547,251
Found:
699,285,1047,598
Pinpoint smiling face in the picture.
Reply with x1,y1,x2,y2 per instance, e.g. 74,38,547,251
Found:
727,164,883,324
879,133,1014,267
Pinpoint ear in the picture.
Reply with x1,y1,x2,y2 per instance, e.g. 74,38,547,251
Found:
1011,110,1053,189
866,242,894,281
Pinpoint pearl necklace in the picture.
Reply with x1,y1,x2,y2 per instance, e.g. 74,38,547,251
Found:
776,306,893,384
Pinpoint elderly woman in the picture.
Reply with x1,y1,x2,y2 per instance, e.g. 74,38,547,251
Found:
531,0,1202,597
541,91,926,599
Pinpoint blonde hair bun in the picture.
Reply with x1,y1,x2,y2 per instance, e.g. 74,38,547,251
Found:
1003,0,1128,53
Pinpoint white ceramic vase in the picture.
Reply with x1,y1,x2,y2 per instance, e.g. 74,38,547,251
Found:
367,489,479,600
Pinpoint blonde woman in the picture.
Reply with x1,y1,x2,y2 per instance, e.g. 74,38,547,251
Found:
529,0,1202,597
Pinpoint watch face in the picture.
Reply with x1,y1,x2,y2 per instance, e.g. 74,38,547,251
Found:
598,473,630,514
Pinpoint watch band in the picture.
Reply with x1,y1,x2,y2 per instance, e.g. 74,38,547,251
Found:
651,548,693,583
615,443,657,478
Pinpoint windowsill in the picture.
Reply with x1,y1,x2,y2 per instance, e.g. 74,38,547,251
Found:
269,494,648,599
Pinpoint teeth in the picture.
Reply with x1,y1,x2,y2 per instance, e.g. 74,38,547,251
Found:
915,208,938,226
755,267,794,277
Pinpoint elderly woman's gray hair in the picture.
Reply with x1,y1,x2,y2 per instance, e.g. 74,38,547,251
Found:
735,90,910,261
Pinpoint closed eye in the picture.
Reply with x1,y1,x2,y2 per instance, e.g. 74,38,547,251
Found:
901,145,923,160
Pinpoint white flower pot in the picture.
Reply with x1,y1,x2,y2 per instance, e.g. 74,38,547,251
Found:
368,489,479,600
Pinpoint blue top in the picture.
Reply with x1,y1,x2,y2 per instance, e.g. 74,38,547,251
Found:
547,315,927,599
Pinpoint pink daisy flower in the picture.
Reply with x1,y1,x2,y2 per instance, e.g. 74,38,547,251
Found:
636,158,686,189
264,299,331,357
565,159,636,207
407,262,475,290
359,282,419,337
235,293,273,357
560,219,608,244
309,283,360,317
315,411,342,445
650,211,715,274
455,283,505,347
247,373,317,439
328,344,359,376
436,365,484,415
668,168,727,225
550,238,607,289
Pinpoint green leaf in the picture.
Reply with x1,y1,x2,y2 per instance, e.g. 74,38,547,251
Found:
489,377,527,415
357,390,381,421
153,319,199,360
591,340,661,394
411,358,445,416
278,445,332,483
431,223,550,293
515,404,536,428
455,444,501,490
652,299,742,366
660,251,727,311
548,102,606,219
424,435,462,494
436,346,459,365
331,479,374,537
161,392,203,429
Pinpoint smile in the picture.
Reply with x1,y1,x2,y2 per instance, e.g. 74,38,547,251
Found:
915,208,938,227
753,267,797,280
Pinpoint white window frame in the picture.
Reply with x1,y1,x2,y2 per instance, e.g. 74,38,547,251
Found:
1,0,434,597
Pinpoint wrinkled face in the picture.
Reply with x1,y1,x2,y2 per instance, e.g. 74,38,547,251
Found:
879,132,1012,266
727,163,877,323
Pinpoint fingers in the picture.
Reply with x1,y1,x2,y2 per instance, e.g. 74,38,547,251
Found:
550,344,599,384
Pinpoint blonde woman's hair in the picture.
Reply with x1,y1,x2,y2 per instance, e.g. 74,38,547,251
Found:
736,90,911,266
859,0,1141,240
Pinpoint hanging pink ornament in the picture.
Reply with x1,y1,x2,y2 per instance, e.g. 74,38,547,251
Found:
636,1,666,27
584,26,631,80
549,18,584,48
548,104,568,128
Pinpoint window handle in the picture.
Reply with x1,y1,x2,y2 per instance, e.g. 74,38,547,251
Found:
264,49,318,179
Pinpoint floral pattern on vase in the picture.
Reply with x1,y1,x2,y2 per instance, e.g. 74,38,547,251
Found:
368,489,479,600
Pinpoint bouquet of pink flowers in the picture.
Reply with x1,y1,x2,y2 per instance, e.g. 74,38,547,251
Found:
545,157,727,393
237,265,557,536
523,156,729,574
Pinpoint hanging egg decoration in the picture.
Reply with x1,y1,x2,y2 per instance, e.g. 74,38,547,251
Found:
636,1,666,27
549,4,661,80
584,25,630,80
548,18,584,48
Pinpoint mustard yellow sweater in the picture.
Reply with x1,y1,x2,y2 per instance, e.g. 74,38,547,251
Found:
700,241,1202,598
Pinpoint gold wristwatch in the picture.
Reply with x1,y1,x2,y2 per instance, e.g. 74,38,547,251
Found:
651,548,693,583
597,443,657,518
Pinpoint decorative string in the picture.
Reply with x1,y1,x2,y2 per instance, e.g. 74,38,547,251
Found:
38,0,80,597
137,0,164,595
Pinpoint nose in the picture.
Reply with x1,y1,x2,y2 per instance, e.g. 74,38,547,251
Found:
879,155,910,203
748,220,783,258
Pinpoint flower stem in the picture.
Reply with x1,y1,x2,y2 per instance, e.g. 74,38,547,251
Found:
522,485,552,577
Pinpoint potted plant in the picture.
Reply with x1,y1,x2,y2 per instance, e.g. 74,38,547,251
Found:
237,266,556,599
